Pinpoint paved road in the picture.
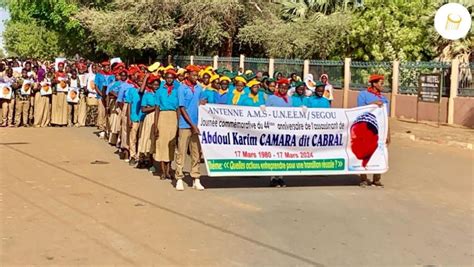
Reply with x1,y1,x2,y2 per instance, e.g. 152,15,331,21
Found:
0,127,472,266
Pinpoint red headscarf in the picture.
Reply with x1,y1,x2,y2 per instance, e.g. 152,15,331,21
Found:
275,78,290,102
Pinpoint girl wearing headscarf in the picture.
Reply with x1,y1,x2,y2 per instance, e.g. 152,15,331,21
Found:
239,80,265,107
51,62,68,126
85,64,99,126
215,76,231,104
291,81,307,107
202,74,219,104
76,63,88,127
154,69,180,180
227,76,248,105
33,71,52,127
261,78,276,98
304,81,330,108
265,78,292,107
137,74,160,170
320,74,334,104
356,74,390,187
264,78,293,187
67,69,81,127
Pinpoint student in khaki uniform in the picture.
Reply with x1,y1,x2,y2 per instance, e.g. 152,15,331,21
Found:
174,65,205,191
14,70,33,127
1,68,16,127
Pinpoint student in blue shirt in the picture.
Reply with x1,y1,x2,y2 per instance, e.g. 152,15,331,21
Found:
265,78,292,108
264,78,293,187
138,75,160,170
239,80,265,107
94,61,114,138
304,81,331,108
227,76,249,105
154,69,179,180
116,70,132,161
175,65,205,191
291,81,307,107
215,76,231,104
125,76,145,166
357,74,390,187
202,74,219,104
106,72,122,145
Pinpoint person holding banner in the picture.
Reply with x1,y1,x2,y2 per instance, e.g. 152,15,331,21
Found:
239,80,265,107
154,68,179,180
67,70,81,127
265,78,292,107
14,70,33,127
264,77,294,187
227,76,248,105
34,79,52,127
51,62,69,126
0,68,16,127
175,65,205,191
215,76,231,104
304,81,330,108
357,74,390,187
85,64,99,127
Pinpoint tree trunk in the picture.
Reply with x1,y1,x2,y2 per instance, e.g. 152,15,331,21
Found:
221,37,233,57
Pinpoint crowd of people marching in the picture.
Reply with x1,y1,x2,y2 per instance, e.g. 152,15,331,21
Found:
0,58,389,190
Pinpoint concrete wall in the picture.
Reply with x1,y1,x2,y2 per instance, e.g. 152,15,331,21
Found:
395,95,449,123
332,89,343,108
454,97,474,128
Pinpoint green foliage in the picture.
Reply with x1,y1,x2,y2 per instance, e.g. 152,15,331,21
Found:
348,0,438,61
3,20,61,58
239,12,351,59
1,0,471,62
279,0,359,21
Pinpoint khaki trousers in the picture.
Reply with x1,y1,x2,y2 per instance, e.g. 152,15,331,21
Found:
67,103,79,125
129,122,141,160
14,99,30,126
175,129,201,180
1,99,15,126
97,100,106,131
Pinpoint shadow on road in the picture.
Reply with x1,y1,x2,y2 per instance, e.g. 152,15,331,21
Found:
181,174,361,189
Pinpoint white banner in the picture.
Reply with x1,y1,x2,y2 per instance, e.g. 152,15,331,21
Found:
198,104,389,177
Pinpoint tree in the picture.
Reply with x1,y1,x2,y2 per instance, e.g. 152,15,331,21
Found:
347,0,438,61
3,21,61,58
2,0,98,59
279,0,359,21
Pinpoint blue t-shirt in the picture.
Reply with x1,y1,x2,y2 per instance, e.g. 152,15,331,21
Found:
214,91,229,104
239,92,266,107
357,90,390,113
141,91,157,107
304,96,331,108
266,95,293,107
106,80,121,95
94,73,115,100
156,83,179,111
125,86,145,122
227,87,249,105
291,95,307,107
202,88,217,104
178,82,204,129
117,82,131,103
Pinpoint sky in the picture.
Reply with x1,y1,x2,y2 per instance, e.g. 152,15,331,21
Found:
0,7,10,53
